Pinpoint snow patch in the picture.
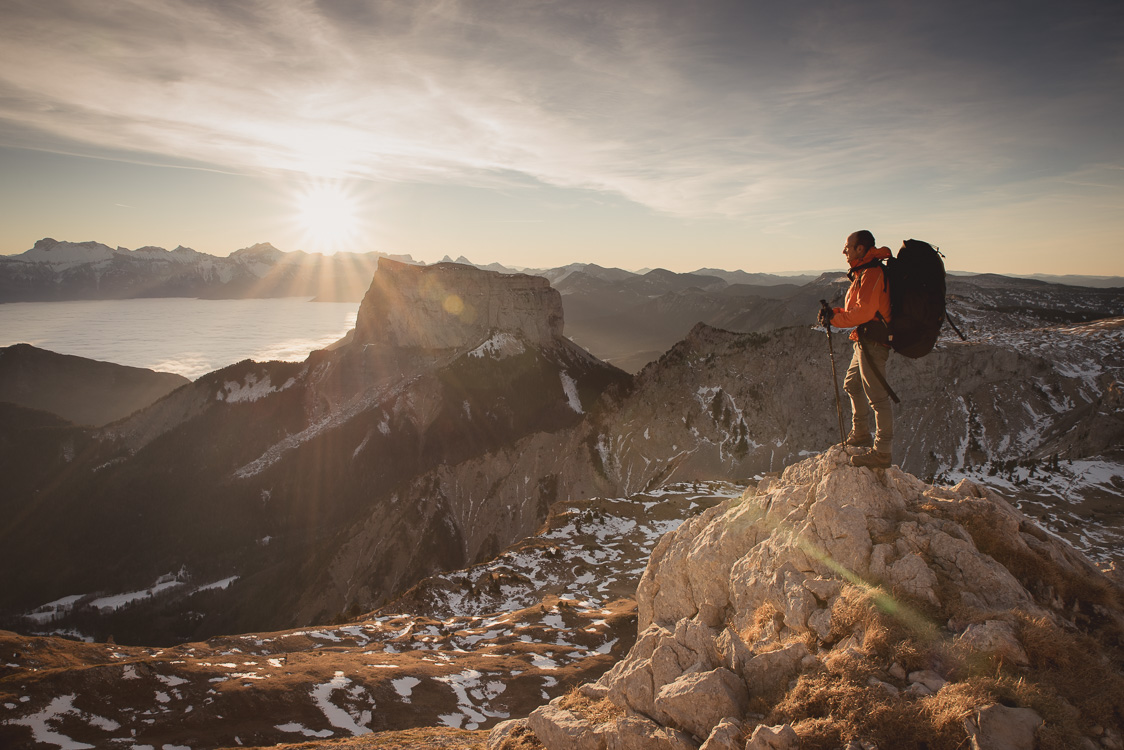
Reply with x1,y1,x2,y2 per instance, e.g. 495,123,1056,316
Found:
217,372,290,403
468,332,525,359
6,694,106,749
560,371,583,414
392,676,421,700
309,671,372,737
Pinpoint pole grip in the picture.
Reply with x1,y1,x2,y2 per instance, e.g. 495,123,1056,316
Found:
819,299,833,329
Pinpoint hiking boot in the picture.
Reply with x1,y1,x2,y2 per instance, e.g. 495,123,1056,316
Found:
842,430,873,449
850,449,891,469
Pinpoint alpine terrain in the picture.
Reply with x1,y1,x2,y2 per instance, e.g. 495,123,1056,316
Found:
1,252,1122,749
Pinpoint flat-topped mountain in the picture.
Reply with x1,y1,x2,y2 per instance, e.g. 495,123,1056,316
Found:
354,259,564,349
0,259,628,645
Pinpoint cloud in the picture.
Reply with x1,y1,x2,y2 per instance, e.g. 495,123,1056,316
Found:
0,0,1121,224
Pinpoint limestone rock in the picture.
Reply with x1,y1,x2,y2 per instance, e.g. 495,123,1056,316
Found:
488,718,531,750
962,704,1042,750
742,643,809,698
603,714,698,750
957,620,1030,667
503,449,1124,750
528,703,606,750
745,723,800,750
654,667,748,740
699,718,746,750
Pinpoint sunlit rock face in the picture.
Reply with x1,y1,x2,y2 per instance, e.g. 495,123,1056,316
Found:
504,448,1124,750
354,259,565,350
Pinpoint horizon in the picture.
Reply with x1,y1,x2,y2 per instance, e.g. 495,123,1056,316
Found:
1,1,1122,276
6,237,1124,283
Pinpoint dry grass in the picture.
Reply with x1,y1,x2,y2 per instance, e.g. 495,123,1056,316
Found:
740,600,789,652
215,727,490,750
490,723,545,750
766,583,1124,749
556,687,625,725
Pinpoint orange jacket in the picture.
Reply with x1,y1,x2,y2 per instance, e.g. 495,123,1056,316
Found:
832,246,892,342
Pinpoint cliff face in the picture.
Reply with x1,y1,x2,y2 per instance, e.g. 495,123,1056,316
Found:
354,259,564,349
507,448,1124,749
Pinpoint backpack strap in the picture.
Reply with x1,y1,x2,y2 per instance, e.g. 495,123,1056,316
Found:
859,341,900,404
846,259,883,282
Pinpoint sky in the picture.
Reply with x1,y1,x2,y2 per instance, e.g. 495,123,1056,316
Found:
0,0,1121,275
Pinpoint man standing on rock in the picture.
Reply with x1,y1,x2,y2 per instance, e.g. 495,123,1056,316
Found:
818,230,894,468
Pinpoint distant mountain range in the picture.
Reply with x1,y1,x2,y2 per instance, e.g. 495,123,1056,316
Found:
7,238,1120,374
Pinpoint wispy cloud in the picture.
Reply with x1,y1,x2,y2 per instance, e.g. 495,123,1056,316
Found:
1,0,1120,225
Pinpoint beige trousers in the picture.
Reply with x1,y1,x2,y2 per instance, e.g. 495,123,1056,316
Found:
843,341,893,454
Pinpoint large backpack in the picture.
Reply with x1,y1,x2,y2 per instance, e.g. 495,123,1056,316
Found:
883,239,951,358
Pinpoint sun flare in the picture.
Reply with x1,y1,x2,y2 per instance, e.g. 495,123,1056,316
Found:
293,182,363,254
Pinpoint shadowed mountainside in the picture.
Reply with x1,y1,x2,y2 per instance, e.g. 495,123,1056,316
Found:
0,343,189,427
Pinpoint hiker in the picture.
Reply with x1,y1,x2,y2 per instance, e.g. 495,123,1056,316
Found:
817,230,894,469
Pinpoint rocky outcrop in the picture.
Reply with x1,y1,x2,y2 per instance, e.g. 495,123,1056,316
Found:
354,259,564,350
502,449,1124,749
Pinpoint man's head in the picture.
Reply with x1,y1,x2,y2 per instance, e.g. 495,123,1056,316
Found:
844,230,876,264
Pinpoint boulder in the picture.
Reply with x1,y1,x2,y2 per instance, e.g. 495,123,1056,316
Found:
962,704,1042,750
956,620,1030,668
699,718,746,750
603,715,698,750
745,723,800,750
654,667,748,740
528,703,606,750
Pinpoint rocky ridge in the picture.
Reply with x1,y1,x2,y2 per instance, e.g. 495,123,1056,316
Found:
0,259,628,644
503,448,1124,750
354,259,564,351
584,317,1124,566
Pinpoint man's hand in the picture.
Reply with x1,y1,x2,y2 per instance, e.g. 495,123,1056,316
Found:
817,303,834,327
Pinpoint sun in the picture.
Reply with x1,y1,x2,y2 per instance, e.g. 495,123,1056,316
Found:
293,182,364,254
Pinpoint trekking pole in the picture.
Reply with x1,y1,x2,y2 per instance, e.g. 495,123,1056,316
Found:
820,300,847,446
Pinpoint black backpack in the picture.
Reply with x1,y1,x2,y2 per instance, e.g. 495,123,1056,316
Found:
851,239,961,358
883,239,958,358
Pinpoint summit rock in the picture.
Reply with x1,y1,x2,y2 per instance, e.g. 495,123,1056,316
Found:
504,448,1124,749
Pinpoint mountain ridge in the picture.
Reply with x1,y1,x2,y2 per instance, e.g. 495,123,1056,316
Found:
0,260,629,645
